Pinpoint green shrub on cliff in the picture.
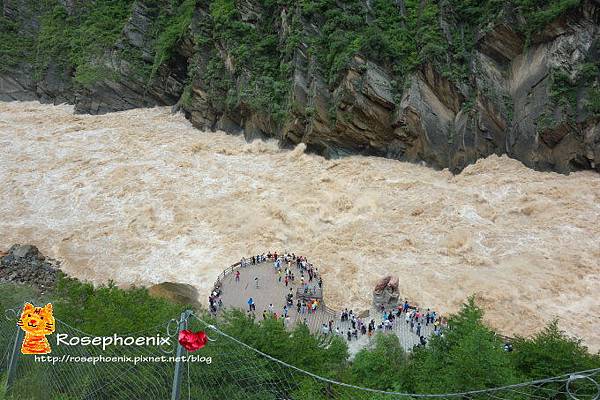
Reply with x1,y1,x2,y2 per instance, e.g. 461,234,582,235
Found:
3,0,591,126
150,0,197,80
219,309,348,377
31,0,135,85
300,0,445,85
70,0,135,83
201,0,295,124
516,0,581,37
0,13,35,72
0,276,185,335
35,4,73,78
543,62,599,122
587,88,600,116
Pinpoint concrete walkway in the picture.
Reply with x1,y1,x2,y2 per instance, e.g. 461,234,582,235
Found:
215,257,434,355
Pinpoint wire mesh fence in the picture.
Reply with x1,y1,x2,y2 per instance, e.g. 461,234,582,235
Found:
1,307,175,399
1,307,599,400
186,314,600,400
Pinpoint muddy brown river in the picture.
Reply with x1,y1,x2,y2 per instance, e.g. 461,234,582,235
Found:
1,101,599,350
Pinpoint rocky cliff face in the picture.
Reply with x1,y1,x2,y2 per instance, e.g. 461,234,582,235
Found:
1,0,599,173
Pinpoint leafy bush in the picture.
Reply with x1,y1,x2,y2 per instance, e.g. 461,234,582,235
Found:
347,333,409,390
546,62,599,121
1,281,598,398
200,0,296,124
27,0,134,86
550,68,577,110
51,275,185,334
409,297,520,394
3,0,589,123
150,0,197,79
512,320,600,379
586,87,600,116
0,14,35,72
219,309,348,377
516,0,581,37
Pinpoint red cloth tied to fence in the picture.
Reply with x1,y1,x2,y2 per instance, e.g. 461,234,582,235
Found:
178,330,208,352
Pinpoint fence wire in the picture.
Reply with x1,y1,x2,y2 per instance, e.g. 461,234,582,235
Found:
187,314,600,400
1,308,599,400
1,308,176,399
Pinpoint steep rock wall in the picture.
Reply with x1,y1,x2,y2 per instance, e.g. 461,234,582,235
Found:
1,0,598,173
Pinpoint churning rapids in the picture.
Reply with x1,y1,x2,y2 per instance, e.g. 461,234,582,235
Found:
1,102,599,350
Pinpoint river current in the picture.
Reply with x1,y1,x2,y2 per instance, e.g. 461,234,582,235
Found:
1,101,599,350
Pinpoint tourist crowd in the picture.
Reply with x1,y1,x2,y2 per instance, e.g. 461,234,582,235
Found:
210,251,446,348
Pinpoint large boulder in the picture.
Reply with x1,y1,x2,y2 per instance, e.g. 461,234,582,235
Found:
148,282,201,309
373,275,400,308
0,244,60,292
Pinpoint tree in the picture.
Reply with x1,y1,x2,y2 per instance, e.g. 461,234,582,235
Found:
410,297,520,393
512,320,600,379
219,309,348,377
348,332,410,390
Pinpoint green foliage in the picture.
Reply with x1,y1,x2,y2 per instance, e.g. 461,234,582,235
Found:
578,62,600,117
34,4,73,79
69,0,135,84
304,106,315,117
219,309,348,377
543,61,599,123
347,333,409,390
437,0,504,81
300,0,447,85
410,297,519,394
2,0,588,124
51,275,186,334
150,0,196,79
515,0,581,38
314,0,365,82
180,82,194,107
297,0,584,87
1,280,599,398
578,62,599,82
536,111,557,132
0,278,187,400
0,13,35,72
0,282,43,310
28,0,134,86
200,0,295,124
0,275,187,335
550,67,577,110
586,87,600,116
18,0,200,87
462,98,476,113
512,320,600,379
118,43,153,82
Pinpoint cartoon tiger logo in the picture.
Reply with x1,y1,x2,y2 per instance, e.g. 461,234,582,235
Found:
17,303,55,354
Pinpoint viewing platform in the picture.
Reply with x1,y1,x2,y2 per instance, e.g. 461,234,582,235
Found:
211,255,435,354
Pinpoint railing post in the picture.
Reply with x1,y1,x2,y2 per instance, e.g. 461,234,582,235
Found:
171,309,193,400
6,325,24,394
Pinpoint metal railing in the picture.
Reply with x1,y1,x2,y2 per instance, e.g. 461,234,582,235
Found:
209,255,516,343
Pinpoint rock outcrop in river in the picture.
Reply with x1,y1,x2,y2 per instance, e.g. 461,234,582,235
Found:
1,0,599,173
0,244,59,292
